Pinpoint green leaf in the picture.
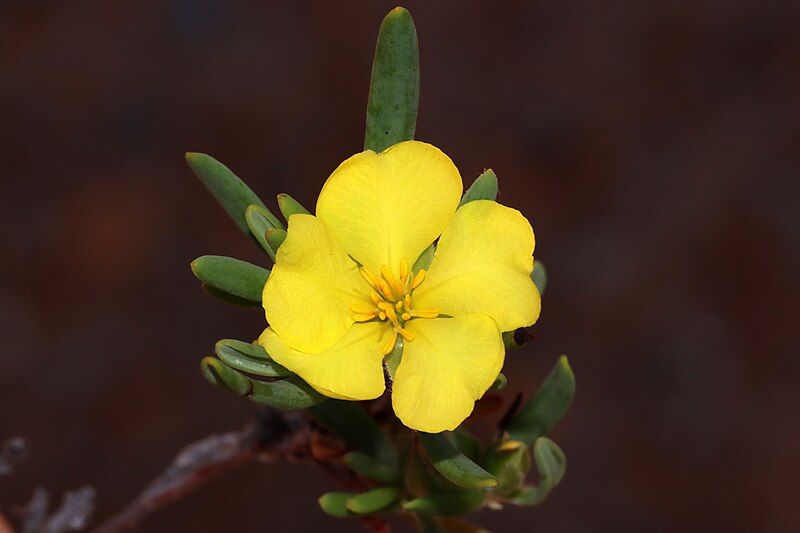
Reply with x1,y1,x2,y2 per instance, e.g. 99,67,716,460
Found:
489,373,507,392
318,492,354,518
419,433,498,489
510,438,566,506
506,356,575,445
200,283,261,308
364,7,419,152
403,491,484,517
266,228,287,252
482,440,531,496
245,204,278,261
384,337,404,380
191,256,269,303
412,243,435,273
345,487,401,515
215,339,291,378
344,451,399,483
459,169,498,206
249,376,324,410
277,193,311,219
185,152,282,233
310,401,398,466
450,430,481,462
532,260,547,295
200,357,250,395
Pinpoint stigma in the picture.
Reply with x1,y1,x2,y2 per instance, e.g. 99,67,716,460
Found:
350,258,440,354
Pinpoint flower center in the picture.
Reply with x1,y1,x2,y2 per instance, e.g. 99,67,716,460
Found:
350,258,440,354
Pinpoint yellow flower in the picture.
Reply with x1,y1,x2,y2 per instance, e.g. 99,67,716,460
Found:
259,141,540,432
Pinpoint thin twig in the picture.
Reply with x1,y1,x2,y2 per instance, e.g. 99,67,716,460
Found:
92,408,306,533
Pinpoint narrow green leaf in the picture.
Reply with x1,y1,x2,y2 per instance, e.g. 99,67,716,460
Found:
459,169,498,206
249,376,324,410
318,492,354,518
277,193,310,219
532,260,547,295
215,339,291,378
345,486,401,515
364,7,419,152
510,438,566,506
482,440,531,496
419,433,498,489
191,255,269,303
412,243,435,273
489,373,507,392
245,204,277,261
506,356,575,445
403,491,484,517
200,357,250,395
310,400,397,466
185,152,282,233
266,228,287,252
344,451,399,483
450,429,480,462
200,283,261,308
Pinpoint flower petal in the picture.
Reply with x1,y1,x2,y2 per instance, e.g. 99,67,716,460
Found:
412,200,540,331
262,214,366,353
259,323,389,401
391,315,504,432
316,140,462,274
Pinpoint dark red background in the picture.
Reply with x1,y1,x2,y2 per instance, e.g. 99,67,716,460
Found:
1,1,798,531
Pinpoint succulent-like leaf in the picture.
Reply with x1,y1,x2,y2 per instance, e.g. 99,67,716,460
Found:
532,260,547,295
318,492,354,518
506,356,575,445
482,440,531,496
266,228,287,252
510,437,566,506
249,376,324,410
364,7,419,152
403,491,484,516
185,152,282,233
345,487,401,515
277,193,311,219
191,256,269,303
419,433,498,489
344,451,400,483
200,283,261,308
459,169,498,206
245,204,278,260
489,373,507,392
215,339,291,378
200,357,250,395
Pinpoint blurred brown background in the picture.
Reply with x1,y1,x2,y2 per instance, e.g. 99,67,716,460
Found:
1,0,798,531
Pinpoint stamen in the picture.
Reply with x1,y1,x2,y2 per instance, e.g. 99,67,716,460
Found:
399,258,409,281
411,309,440,319
377,302,391,311
353,313,377,322
382,331,398,355
385,306,399,325
404,294,412,309
378,278,395,300
396,327,414,341
378,311,387,320
401,312,411,321
395,300,404,310
370,290,383,305
411,269,426,289
359,267,379,290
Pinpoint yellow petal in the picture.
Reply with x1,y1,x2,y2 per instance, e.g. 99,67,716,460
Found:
412,200,540,331
262,214,365,353
316,140,462,274
391,315,503,432
259,323,389,401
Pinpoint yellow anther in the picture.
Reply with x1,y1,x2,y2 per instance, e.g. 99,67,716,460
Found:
404,294,412,308
395,300,404,310
382,331,398,355
385,306,399,325
370,290,383,305
399,258,409,280
378,311,386,320
401,312,411,321
359,267,379,290
353,313,377,322
396,327,414,342
411,269,426,289
497,440,524,452
377,302,391,311
378,278,395,300
351,304,377,314
411,308,440,319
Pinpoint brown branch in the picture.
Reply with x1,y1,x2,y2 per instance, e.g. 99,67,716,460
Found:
92,408,308,533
